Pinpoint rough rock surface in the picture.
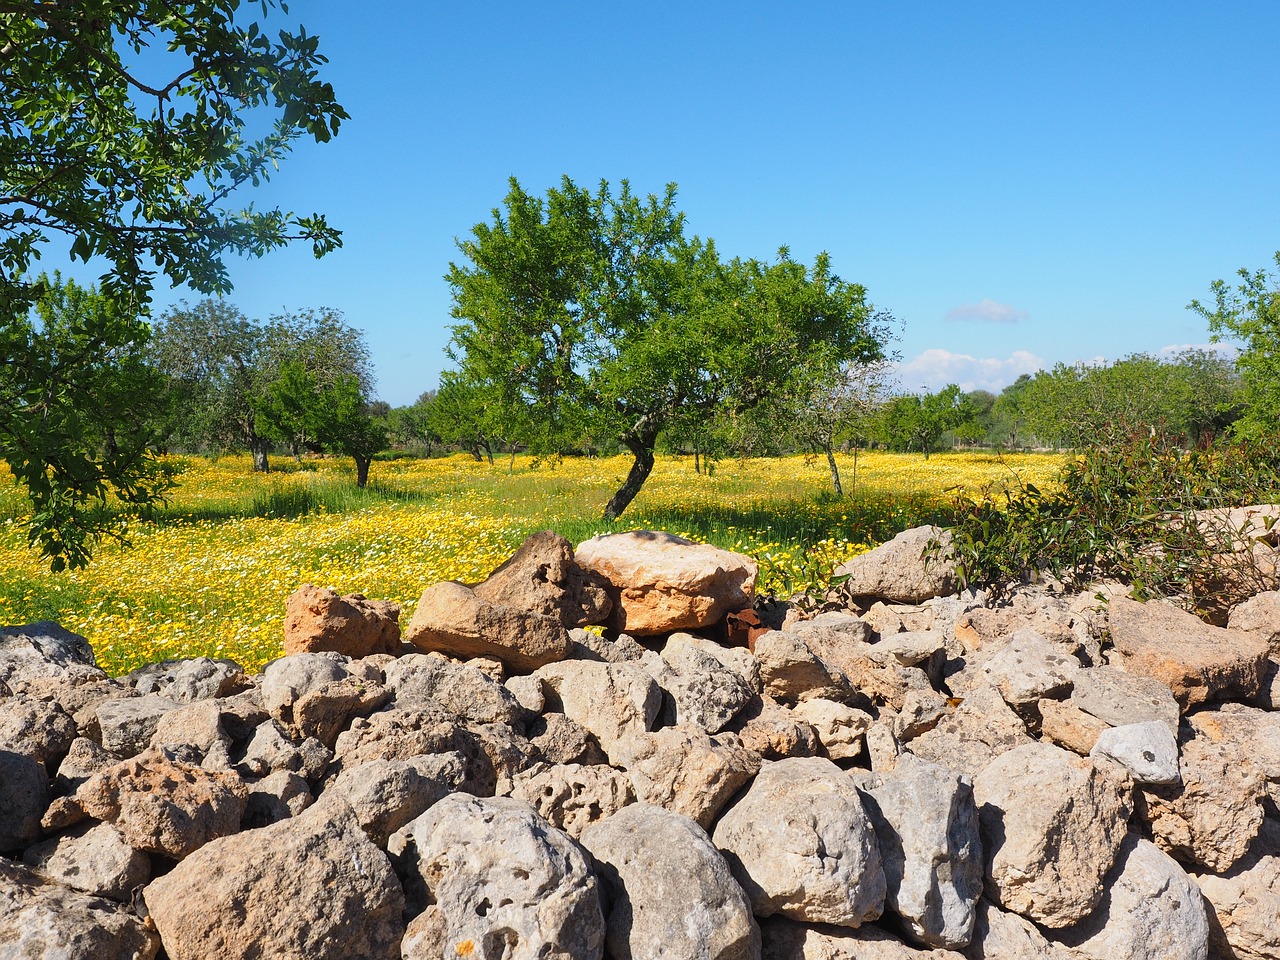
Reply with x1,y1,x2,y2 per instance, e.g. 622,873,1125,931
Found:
973,742,1131,928
1228,589,1280,658
538,660,662,752
509,763,636,838
1068,665,1181,734
581,803,760,960
1088,720,1180,785
0,749,49,852
1195,818,1280,960
832,525,957,603
907,685,1033,778
22,821,150,901
404,580,572,669
283,584,401,657
389,794,604,960
127,655,247,702
713,757,885,926
1108,596,1269,708
760,916,967,959
574,530,757,636
144,798,404,960
472,530,612,627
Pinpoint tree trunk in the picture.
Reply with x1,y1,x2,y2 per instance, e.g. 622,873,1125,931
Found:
508,442,517,473
250,436,270,473
604,437,656,520
824,442,843,497
355,456,371,488
851,445,859,499
694,448,701,475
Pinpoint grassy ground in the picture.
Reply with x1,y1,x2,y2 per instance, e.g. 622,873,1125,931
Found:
0,450,1062,675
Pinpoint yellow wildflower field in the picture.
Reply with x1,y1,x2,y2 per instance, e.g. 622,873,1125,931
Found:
0,451,1062,675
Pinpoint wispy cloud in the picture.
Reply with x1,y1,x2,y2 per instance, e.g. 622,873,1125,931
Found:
895,349,1044,393
1158,342,1238,359
945,299,1030,324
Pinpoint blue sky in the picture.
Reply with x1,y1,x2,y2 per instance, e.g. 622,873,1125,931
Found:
65,2,1280,405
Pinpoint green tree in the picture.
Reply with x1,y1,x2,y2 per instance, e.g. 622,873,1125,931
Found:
874,384,968,457
1190,252,1280,440
0,1,345,567
387,392,441,457
447,177,886,519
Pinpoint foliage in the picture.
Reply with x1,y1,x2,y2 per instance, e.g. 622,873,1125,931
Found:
0,1,345,568
946,428,1280,611
0,275,173,569
445,176,887,519
386,392,441,456
873,384,970,456
1190,251,1280,441
0,450,1063,674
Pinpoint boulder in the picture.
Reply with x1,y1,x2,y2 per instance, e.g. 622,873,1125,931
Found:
976,628,1081,708
861,753,984,948
1039,699,1110,755
389,794,604,960
404,580,573,669
528,712,608,766
241,770,312,828
0,694,77,767
282,584,401,657
327,757,454,847
580,803,760,960
144,797,404,960
1195,818,1280,960
472,529,612,627
574,530,757,636
0,749,50,852
293,675,391,751
734,696,820,760
384,653,524,726
1068,665,1180,733
610,725,760,829
1053,835,1208,960
1228,589,1280,657
259,652,351,726
753,630,852,703
832,525,957,603
54,747,248,859
965,898,1075,960
973,742,1132,928
790,698,872,760
510,763,636,838
234,718,332,782
537,660,662,752
759,916,967,959
21,821,149,901
1088,721,1180,785
0,621,103,687
656,632,757,733
907,685,1034,778
1107,596,1269,709
713,757,885,926
0,859,158,960
127,656,247,702
95,693,182,756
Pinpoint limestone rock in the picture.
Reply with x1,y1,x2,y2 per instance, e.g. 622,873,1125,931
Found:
61,747,248,858
0,859,158,960
22,821,149,901
528,711,607,766
0,694,77,767
973,742,1132,928
242,770,312,828
259,651,351,726
656,631,757,733
610,725,760,829
234,719,332,782
908,685,1033,778
95,693,182,756
791,698,872,760
283,584,401,657
713,757,885,926
1089,721,1180,785
537,660,661,752
144,797,404,960
1107,596,1269,708
127,656,247,702
1039,699,1109,755
754,630,852,703
833,525,957,603
759,915,967,959
735,696,820,760
510,762,636,838
574,530,757,636
862,753,983,948
581,803,760,960
404,580,573,669
389,794,604,960
1228,589,1280,657
0,621,103,687
383,653,522,727
0,748,50,852
965,899,1075,960
328,757,454,847
472,529,612,627
1069,665,1180,733
1053,835,1208,960
1195,818,1280,960
977,628,1081,707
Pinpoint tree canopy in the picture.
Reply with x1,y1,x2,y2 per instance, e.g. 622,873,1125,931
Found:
445,176,888,518
0,0,345,567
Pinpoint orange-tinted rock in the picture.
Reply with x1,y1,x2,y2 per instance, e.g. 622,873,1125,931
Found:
283,584,400,658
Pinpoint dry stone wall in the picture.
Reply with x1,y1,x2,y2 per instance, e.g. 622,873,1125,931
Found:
2,526,1279,960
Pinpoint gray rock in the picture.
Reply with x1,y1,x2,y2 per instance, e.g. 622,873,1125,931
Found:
0,621,101,684
1228,590,1280,658
610,725,760,829
977,628,1081,707
537,660,662,752
760,915,968,959
863,753,983,948
150,698,231,758
1195,818,1280,960
510,762,636,838
127,656,247,702
790,698,872,760
735,696,821,760
504,673,546,713
1089,721,1180,785
328,757,453,847
0,694,77,767
833,525,957,603
656,632,757,733
581,803,760,960
53,736,116,792
241,770,312,828
965,898,1074,959
753,630,852,703
973,742,1132,928
389,794,604,960
385,653,525,726
22,821,149,901
0,748,50,852
95,693,182,756
144,797,404,960
1070,666,1181,734
286,675,390,746
235,718,332,782
908,685,1034,778
0,859,159,960
1054,835,1208,960
714,757,885,926
528,711,607,765
259,651,350,726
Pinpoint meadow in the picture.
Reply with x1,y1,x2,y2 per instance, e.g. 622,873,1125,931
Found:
0,451,1063,676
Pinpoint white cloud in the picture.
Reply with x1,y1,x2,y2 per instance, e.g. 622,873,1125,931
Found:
895,349,1045,393
1158,342,1239,360
945,299,1030,324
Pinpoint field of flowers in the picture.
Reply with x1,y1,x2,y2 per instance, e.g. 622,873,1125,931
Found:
0,451,1063,675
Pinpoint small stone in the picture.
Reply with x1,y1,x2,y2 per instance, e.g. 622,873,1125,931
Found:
1089,721,1180,785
